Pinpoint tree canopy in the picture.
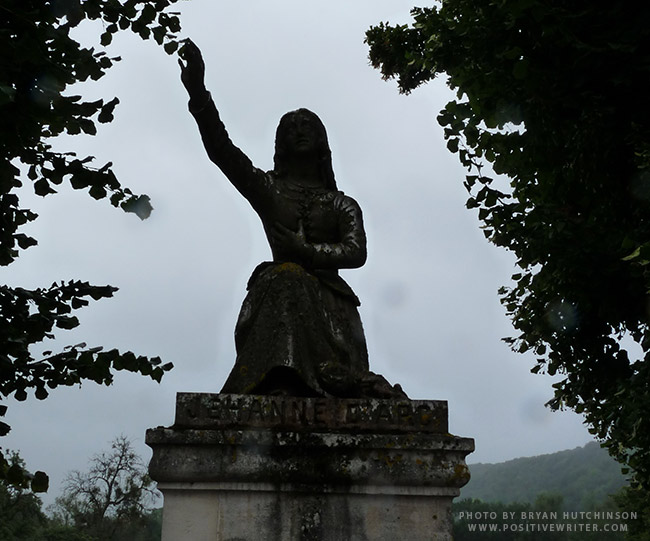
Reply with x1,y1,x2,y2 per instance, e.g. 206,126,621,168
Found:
0,452,48,540
366,0,650,486
1,0,180,488
50,436,160,541
0,444,162,541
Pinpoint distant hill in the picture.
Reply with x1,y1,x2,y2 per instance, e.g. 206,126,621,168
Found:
459,441,627,509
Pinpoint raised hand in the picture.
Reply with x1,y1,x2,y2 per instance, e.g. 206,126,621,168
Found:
178,39,207,98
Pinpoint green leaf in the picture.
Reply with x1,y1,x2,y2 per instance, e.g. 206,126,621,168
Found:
446,138,459,153
7,464,25,485
56,315,80,330
623,246,641,261
152,26,166,45
79,119,97,135
15,234,38,249
120,351,138,371
122,195,153,220
164,40,178,54
34,178,57,196
70,169,92,189
110,192,125,207
100,31,113,46
31,471,49,493
71,297,89,309
98,97,120,123
89,184,107,200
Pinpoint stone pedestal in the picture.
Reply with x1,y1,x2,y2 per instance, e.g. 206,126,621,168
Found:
146,393,474,541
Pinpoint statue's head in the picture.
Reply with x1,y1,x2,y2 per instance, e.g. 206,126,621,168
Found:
273,108,337,190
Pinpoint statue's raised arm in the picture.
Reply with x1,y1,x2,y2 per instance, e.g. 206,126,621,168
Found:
178,40,264,203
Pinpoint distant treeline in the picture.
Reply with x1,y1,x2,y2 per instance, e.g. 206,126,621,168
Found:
453,442,650,540
460,441,626,509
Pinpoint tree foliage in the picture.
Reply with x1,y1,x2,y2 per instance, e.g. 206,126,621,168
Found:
612,486,650,541
50,436,159,541
366,1,650,486
1,0,180,486
0,452,48,540
0,446,161,541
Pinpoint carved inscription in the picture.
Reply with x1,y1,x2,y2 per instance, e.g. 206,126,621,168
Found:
204,396,329,425
175,393,448,434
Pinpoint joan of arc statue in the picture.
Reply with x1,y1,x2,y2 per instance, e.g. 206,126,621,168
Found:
179,41,405,399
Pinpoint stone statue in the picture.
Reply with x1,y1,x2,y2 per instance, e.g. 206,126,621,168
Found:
179,40,405,399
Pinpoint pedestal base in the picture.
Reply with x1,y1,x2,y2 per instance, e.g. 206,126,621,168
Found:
146,393,474,541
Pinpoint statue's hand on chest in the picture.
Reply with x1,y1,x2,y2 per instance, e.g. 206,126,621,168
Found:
269,220,312,264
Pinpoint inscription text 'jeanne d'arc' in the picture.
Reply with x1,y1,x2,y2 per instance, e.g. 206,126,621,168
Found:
174,393,448,434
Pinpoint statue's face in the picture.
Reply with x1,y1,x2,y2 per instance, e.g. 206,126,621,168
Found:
279,111,322,157
274,108,336,189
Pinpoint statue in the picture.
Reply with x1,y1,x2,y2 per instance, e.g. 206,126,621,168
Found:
179,41,406,399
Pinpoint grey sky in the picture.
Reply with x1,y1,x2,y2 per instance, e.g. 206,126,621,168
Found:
3,1,592,506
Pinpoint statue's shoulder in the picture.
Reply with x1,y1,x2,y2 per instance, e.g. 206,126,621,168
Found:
333,191,362,212
252,169,277,193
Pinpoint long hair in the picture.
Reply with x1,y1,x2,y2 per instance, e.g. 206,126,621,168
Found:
273,108,337,190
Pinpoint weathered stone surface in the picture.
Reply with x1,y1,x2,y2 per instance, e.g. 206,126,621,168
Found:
173,393,448,434
147,393,474,540
147,426,472,488
157,485,458,541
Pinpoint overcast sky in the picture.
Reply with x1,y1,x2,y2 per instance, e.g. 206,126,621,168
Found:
3,0,593,506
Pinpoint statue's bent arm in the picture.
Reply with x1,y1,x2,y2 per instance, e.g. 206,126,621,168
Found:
308,195,367,270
